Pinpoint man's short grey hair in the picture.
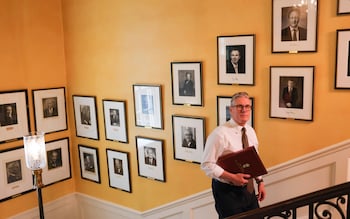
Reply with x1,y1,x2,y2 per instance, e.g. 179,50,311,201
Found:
230,92,250,106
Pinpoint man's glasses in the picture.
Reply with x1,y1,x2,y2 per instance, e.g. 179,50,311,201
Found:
231,105,252,110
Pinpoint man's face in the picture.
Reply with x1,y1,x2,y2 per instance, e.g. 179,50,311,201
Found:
229,97,251,126
288,80,294,88
230,50,240,64
184,131,192,141
288,11,300,28
6,106,12,114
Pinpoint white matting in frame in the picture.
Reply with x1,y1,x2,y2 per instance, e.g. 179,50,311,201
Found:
78,145,100,183
106,149,131,192
133,84,163,129
0,90,30,143
217,96,254,127
172,115,205,164
272,0,318,53
136,136,165,182
73,95,99,140
42,138,71,186
270,66,314,121
0,147,34,202
338,0,350,15
103,99,128,143
335,29,350,89
33,87,67,134
217,35,255,85
171,62,203,106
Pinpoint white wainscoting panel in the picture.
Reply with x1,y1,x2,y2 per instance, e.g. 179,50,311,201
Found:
9,139,350,219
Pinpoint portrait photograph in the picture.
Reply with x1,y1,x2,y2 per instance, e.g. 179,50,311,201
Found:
42,138,71,186
335,29,350,89
217,96,254,127
133,84,163,129
171,62,203,106
272,0,318,53
0,90,30,143
103,99,128,143
78,145,100,183
0,147,33,202
106,148,131,192
136,136,165,182
172,115,205,164
73,95,99,140
33,87,68,134
270,66,314,121
217,35,255,85
337,0,350,15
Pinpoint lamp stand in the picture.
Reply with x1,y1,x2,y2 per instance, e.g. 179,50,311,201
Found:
33,169,45,219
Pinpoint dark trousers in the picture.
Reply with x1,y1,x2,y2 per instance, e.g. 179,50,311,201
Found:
212,179,259,219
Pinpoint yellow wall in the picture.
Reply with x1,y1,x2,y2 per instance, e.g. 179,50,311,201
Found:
1,0,350,217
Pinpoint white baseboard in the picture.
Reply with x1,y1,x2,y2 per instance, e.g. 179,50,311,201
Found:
10,139,350,219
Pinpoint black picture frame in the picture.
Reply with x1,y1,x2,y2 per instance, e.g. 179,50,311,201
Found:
0,89,30,143
42,137,71,186
171,62,203,106
217,96,254,127
337,0,350,15
0,146,34,202
78,144,101,184
32,87,68,134
133,84,163,129
172,115,205,164
272,0,318,53
270,66,314,121
217,34,255,85
335,29,350,89
73,95,99,140
136,136,165,182
102,99,128,143
106,148,131,193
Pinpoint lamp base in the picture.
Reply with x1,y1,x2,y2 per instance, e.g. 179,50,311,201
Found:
32,169,44,189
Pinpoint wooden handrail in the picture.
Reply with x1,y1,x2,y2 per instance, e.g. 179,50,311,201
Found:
226,181,350,219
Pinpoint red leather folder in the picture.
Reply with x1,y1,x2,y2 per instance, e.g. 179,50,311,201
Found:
216,146,267,178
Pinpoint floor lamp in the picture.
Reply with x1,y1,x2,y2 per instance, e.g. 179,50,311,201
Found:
23,131,47,219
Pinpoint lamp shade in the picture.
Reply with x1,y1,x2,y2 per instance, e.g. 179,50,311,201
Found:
23,132,47,170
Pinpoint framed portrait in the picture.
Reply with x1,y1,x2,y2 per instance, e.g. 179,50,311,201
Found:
42,138,71,186
78,145,101,183
171,62,203,106
106,149,131,192
103,99,128,143
0,146,34,202
32,87,68,134
73,95,99,140
335,29,350,89
270,66,314,121
272,0,318,53
172,115,205,164
133,84,163,129
337,0,350,15
217,34,255,85
136,136,165,182
217,96,254,127
0,90,30,143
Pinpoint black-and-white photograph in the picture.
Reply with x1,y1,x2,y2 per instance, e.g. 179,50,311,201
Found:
73,95,99,140
270,66,314,121
47,148,62,170
33,87,68,134
335,29,350,89
103,99,128,143
6,160,22,184
0,103,18,127
0,90,30,143
172,115,205,164
106,149,131,192
78,145,100,183
272,0,318,53
217,35,255,85
136,136,165,182
171,62,203,106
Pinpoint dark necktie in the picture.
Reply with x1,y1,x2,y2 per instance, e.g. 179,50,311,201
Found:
292,29,297,41
242,127,254,193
